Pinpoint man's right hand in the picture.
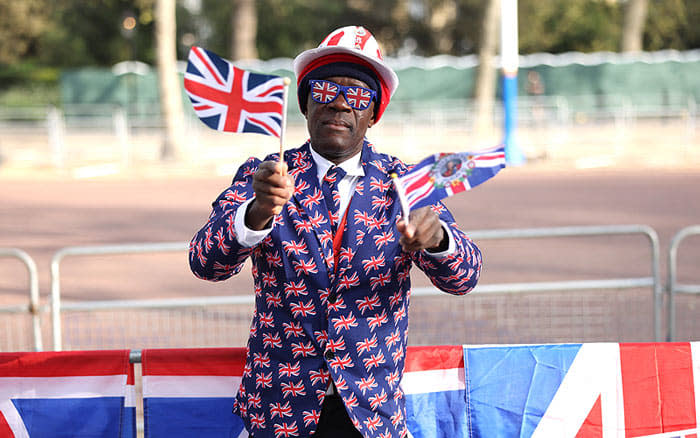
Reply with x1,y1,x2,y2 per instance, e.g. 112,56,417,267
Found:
245,161,294,231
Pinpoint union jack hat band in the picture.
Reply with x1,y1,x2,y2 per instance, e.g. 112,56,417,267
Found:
298,60,381,117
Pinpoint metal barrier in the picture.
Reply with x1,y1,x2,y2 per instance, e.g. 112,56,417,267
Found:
0,248,42,351
667,225,700,341
411,225,662,341
50,242,188,351
48,224,664,350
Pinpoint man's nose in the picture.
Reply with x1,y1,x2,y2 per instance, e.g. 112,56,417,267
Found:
327,91,351,111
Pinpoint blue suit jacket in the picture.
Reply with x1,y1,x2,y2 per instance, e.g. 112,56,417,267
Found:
190,140,481,438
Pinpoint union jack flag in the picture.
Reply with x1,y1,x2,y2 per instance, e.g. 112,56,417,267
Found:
396,145,506,211
184,46,286,137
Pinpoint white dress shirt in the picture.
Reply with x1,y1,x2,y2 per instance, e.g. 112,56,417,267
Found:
233,147,455,257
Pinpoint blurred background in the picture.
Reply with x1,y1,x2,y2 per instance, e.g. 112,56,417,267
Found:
1,0,699,353
1,0,699,172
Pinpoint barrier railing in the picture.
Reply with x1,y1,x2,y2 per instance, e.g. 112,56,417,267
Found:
48,224,664,350
412,225,663,341
50,242,188,351
667,225,700,341
0,248,42,351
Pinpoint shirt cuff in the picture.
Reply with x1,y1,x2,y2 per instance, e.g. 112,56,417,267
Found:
234,198,273,248
423,220,456,258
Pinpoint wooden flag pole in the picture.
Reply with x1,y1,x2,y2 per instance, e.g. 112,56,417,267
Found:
391,173,410,226
271,77,292,217
279,77,291,173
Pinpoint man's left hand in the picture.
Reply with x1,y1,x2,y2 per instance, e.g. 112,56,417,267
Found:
397,206,448,253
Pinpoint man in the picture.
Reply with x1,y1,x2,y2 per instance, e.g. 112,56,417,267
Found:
189,26,482,438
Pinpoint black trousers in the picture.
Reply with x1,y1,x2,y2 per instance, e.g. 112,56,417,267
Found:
312,394,363,437
249,394,362,438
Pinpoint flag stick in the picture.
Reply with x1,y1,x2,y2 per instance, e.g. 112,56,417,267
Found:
279,77,291,173
271,77,291,217
391,173,410,226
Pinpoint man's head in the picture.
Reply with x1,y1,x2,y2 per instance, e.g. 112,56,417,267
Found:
293,26,399,163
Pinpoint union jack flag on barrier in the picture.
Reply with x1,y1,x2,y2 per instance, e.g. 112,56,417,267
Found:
184,46,286,137
395,145,506,211
464,342,700,438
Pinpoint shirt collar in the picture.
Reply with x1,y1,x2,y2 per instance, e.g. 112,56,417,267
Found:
309,145,364,180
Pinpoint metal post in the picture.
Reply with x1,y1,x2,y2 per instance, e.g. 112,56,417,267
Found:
47,106,66,169
667,225,700,341
114,106,131,169
501,0,524,165
415,225,662,340
50,242,189,351
0,248,42,351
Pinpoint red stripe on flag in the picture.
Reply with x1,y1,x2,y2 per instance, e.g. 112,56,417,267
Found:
0,350,129,377
407,184,434,207
248,116,280,138
193,47,225,86
404,172,432,193
620,342,697,437
127,362,135,385
142,348,247,376
404,346,463,372
0,411,13,437
576,395,603,438
258,85,284,97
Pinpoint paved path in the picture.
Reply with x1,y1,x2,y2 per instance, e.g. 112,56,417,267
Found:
2,165,697,298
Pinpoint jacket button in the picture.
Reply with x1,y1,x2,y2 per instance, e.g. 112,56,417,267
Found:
324,350,335,360
328,294,337,304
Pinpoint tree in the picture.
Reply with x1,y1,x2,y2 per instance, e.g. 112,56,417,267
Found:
518,0,621,54
473,0,500,138
621,0,648,52
155,0,185,160
230,0,258,60
0,0,50,64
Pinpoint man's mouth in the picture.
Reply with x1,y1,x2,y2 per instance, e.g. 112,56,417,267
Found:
322,119,352,130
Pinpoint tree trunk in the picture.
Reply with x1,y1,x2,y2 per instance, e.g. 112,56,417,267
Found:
621,0,648,52
156,0,185,161
473,0,500,140
231,0,258,61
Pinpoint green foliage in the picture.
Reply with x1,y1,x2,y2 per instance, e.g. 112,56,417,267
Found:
0,0,52,64
0,0,697,106
0,81,60,106
644,0,697,51
0,0,156,68
519,0,622,53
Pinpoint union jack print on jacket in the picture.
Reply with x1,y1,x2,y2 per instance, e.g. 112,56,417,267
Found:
189,140,482,438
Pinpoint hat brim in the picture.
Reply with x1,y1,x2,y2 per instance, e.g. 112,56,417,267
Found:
293,46,399,97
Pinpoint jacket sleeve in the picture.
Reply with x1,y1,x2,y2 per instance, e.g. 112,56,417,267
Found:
410,202,482,295
189,157,261,282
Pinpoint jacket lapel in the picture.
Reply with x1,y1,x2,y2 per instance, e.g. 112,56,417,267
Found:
288,142,336,274
335,141,398,280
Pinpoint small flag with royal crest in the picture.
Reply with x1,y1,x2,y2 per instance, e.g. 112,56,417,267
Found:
396,145,506,211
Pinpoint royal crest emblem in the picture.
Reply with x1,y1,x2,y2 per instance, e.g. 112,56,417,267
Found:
432,153,474,188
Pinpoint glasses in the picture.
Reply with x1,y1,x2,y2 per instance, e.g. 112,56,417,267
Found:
309,79,377,111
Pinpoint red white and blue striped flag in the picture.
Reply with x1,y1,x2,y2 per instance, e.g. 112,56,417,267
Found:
0,350,135,438
184,46,286,137
395,146,505,211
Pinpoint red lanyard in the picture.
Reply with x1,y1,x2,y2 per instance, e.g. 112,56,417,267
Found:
332,201,352,274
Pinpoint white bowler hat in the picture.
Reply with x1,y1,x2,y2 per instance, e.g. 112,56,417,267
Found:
293,26,399,121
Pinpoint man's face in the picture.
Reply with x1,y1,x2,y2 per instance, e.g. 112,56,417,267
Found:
305,75,375,165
